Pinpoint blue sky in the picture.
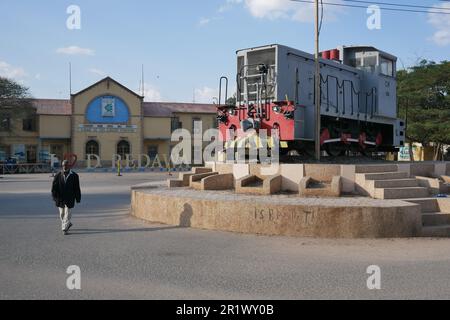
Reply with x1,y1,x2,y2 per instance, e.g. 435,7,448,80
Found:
0,0,449,103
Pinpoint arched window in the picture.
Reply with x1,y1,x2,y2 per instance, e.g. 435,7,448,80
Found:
117,140,130,159
85,140,99,156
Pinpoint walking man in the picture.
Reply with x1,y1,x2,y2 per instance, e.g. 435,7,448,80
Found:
51,160,81,235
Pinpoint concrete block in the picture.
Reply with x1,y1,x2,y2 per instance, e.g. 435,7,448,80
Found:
405,198,439,213
422,213,450,227
131,189,423,238
367,178,418,189
233,164,249,180
441,175,450,184
435,162,447,176
340,165,356,194
362,171,409,180
189,172,218,183
331,176,342,196
201,173,234,190
193,167,213,174
397,163,411,176
416,176,448,195
420,225,450,237
303,164,340,182
179,172,195,186
354,164,398,173
235,174,281,195
263,174,282,194
280,164,304,192
410,163,435,177
215,163,233,175
167,179,184,188
299,176,341,197
374,187,429,200
437,198,450,213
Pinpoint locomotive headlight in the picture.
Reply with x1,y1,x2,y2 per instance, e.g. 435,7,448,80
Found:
272,106,282,113
228,108,235,115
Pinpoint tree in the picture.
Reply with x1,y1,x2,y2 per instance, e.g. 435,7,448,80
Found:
225,94,237,106
0,76,35,128
397,60,450,161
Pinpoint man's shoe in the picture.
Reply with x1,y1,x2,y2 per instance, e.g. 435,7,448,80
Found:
62,229,67,235
66,222,73,232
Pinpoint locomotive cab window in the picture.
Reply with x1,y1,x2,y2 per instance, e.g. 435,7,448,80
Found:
380,56,394,77
362,55,377,73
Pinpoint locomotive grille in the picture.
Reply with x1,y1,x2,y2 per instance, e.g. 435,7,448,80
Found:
239,48,276,104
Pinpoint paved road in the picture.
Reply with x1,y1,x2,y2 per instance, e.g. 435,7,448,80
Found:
1,172,450,299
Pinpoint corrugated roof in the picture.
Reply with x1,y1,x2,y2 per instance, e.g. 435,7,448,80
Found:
143,102,216,117
32,99,71,115
30,100,217,117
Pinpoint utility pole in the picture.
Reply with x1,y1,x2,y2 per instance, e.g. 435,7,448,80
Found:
314,0,321,161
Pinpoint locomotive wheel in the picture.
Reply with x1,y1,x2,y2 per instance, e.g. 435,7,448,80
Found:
324,143,346,157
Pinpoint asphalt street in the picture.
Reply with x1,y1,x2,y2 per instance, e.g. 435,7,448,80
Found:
1,172,450,299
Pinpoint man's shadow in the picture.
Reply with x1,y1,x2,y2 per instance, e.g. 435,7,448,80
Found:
179,203,193,227
68,203,194,235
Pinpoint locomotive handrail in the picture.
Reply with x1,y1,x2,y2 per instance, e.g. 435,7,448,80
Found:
218,76,228,108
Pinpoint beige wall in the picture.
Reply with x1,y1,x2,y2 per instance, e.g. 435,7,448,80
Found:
144,140,170,162
40,140,71,161
143,117,171,139
71,79,143,162
39,115,71,138
0,117,38,140
175,113,216,133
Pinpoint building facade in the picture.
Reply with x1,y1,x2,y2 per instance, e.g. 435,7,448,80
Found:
0,77,217,167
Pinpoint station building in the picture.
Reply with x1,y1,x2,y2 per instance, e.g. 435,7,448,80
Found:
0,77,217,166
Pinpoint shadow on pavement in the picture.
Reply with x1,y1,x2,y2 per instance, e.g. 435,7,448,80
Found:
67,225,183,235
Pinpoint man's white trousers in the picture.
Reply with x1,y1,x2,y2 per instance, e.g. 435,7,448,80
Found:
59,206,71,231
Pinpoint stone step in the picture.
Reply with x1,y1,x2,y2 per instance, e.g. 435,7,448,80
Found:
190,172,218,183
402,198,439,213
360,171,409,181
422,213,450,227
374,187,429,200
193,167,213,174
420,225,450,237
355,164,398,174
369,178,418,189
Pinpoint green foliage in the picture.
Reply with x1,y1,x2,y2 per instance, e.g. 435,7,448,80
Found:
0,77,35,133
0,76,32,107
398,60,450,147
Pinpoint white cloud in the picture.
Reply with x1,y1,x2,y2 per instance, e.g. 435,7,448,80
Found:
198,16,223,27
0,60,27,79
428,3,450,46
195,86,218,104
136,83,163,102
198,17,212,26
219,0,243,13
56,46,95,56
243,0,343,22
88,68,106,76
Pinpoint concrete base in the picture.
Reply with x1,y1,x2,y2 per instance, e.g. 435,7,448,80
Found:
235,174,282,195
131,186,423,238
299,176,342,197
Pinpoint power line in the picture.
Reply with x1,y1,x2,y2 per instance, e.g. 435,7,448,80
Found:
290,0,450,15
318,0,324,35
342,0,450,11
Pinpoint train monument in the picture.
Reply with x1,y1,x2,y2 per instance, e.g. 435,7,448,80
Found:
131,44,450,238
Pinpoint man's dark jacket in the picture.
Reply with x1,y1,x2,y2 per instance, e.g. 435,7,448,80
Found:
51,171,81,209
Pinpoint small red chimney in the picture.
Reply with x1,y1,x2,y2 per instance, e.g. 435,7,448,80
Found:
330,49,340,61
